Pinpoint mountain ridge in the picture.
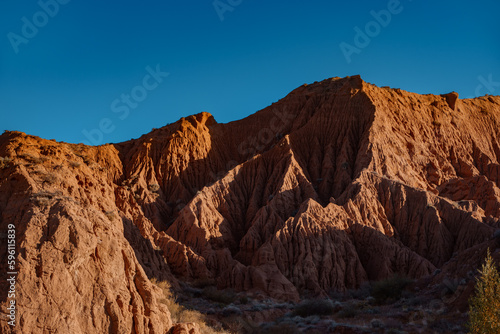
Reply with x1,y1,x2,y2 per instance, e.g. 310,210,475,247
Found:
1,75,500,333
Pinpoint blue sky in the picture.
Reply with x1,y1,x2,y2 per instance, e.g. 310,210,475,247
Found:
1,0,499,145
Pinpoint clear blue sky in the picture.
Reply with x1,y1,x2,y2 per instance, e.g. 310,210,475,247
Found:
1,0,499,145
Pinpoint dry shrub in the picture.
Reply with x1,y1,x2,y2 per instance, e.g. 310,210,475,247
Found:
0,157,12,169
191,278,216,289
293,299,335,317
105,211,115,221
41,173,57,184
36,197,51,207
261,323,301,334
32,191,59,207
336,304,360,319
21,154,47,164
148,184,160,192
151,278,228,334
202,286,237,305
371,275,413,304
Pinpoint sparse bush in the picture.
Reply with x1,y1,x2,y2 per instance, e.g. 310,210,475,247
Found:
386,329,406,334
32,191,59,207
221,305,242,317
148,183,160,192
36,197,51,207
371,318,385,328
191,278,216,289
41,173,57,184
0,157,12,169
202,286,237,305
348,282,372,300
371,275,413,304
261,323,301,334
105,211,115,221
336,304,360,318
467,249,500,334
238,295,249,305
220,315,254,333
292,299,335,317
429,318,457,332
21,154,47,164
151,278,227,334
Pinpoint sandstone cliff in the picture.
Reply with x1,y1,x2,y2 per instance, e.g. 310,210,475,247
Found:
1,76,499,333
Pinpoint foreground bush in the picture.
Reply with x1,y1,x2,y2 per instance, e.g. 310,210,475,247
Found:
467,249,500,334
0,157,12,169
202,286,237,305
151,279,227,334
292,299,335,317
371,274,413,304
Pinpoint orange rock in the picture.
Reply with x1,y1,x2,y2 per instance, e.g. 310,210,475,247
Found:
1,76,499,333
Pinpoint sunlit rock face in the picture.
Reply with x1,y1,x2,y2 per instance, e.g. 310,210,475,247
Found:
1,76,499,333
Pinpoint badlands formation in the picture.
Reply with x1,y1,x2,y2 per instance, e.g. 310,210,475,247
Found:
0,76,499,333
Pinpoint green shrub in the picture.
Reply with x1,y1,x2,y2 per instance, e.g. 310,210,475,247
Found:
371,274,413,304
292,299,335,317
467,249,500,333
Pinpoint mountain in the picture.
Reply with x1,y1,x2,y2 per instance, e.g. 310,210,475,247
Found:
1,75,499,333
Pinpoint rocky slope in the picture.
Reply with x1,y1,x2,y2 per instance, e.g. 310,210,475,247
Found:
1,76,499,333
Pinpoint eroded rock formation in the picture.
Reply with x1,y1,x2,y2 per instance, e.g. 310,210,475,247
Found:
1,76,499,333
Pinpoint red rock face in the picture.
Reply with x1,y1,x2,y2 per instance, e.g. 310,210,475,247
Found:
1,76,499,333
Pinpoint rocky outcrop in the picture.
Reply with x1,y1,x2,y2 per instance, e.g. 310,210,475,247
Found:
0,134,173,333
1,76,499,333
